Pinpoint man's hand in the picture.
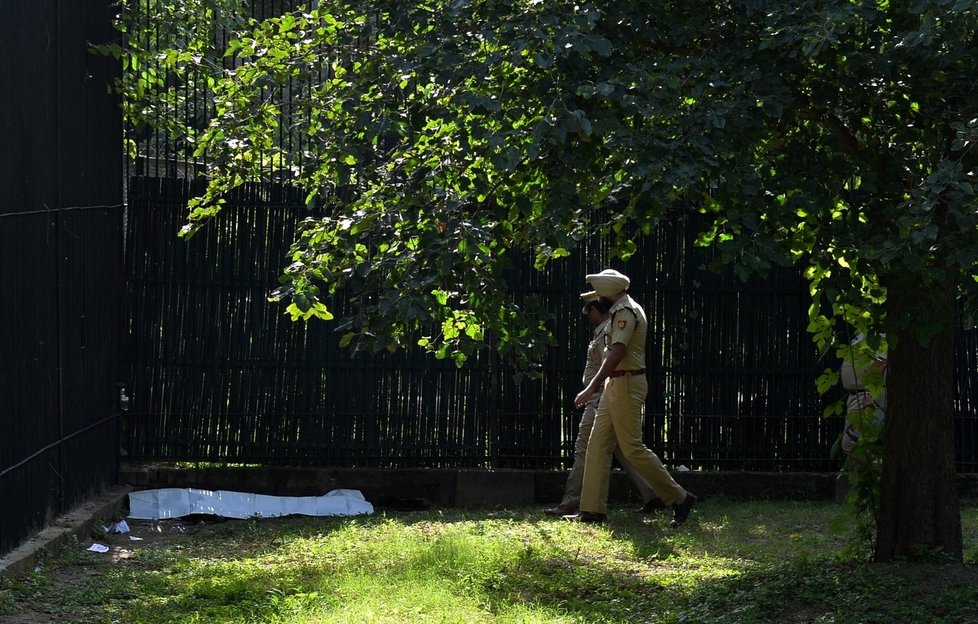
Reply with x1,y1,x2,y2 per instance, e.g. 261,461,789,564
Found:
574,343,626,409
575,387,596,409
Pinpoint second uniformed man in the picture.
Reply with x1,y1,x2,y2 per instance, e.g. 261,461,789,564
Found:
570,269,697,528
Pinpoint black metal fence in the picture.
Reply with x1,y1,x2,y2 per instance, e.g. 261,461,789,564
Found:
114,0,978,475
116,0,838,471
119,178,978,472
118,177,840,471
0,1,123,557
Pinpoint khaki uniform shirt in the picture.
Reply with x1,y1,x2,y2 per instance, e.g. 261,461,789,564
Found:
841,334,887,413
606,294,647,371
583,319,611,386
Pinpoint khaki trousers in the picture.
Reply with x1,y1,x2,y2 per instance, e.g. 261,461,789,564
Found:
560,395,660,509
580,374,685,514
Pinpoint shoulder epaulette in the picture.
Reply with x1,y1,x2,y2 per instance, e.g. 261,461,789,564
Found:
612,306,638,320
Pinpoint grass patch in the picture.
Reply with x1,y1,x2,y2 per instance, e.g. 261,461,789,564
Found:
1,500,977,623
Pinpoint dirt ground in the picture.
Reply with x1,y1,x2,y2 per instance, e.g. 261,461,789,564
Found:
0,517,223,624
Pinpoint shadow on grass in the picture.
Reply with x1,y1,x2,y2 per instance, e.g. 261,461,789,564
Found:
7,503,978,623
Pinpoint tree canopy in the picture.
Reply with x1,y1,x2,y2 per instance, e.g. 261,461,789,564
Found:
114,0,978,561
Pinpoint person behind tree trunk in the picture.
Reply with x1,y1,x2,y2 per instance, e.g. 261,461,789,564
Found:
545,290,665,517
840,332,887,457
569,269,697,528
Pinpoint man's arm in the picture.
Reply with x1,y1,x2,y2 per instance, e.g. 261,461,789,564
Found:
574,343,626,409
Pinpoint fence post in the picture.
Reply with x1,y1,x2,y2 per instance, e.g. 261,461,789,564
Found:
488,331,499,470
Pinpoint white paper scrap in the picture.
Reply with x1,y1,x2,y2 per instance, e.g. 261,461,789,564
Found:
129,536,144,541
87,543,110,553
107,519,130,534
127,488,374,520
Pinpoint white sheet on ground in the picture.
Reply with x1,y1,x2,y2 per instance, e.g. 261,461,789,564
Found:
128,488,374,520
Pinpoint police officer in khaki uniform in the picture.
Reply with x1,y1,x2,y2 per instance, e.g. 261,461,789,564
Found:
570,269,696,528
545,290,663,516
840,333,887,457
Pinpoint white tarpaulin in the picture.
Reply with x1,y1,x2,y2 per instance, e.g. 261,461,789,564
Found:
128,488,374,520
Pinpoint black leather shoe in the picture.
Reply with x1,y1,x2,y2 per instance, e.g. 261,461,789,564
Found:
544,504,578,516
669,492,697,527
563,511,606,523
635,498,667,513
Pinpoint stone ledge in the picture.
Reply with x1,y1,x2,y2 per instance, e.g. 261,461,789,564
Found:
117,462,842,507
456,469,535,508
0,485,131,579
117,462,978,507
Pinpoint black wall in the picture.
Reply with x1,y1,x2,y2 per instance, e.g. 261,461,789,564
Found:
0,0,123,556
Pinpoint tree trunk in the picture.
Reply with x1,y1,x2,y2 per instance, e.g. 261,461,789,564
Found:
875,277,962,562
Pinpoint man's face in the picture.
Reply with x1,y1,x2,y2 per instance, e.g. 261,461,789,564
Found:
585,304,602,327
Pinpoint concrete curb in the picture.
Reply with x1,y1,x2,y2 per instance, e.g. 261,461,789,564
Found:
0,485,131,579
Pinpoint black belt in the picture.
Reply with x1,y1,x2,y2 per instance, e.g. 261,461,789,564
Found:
609,369,645,378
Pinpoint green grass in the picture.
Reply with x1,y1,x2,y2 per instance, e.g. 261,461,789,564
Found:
2,500,978,623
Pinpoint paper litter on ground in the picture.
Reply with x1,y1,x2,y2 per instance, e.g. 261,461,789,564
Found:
127,488,374,520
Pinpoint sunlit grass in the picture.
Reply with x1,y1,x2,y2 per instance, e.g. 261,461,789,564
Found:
2,501,978,623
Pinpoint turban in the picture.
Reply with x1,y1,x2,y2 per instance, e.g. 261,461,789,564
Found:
585,269,630,297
